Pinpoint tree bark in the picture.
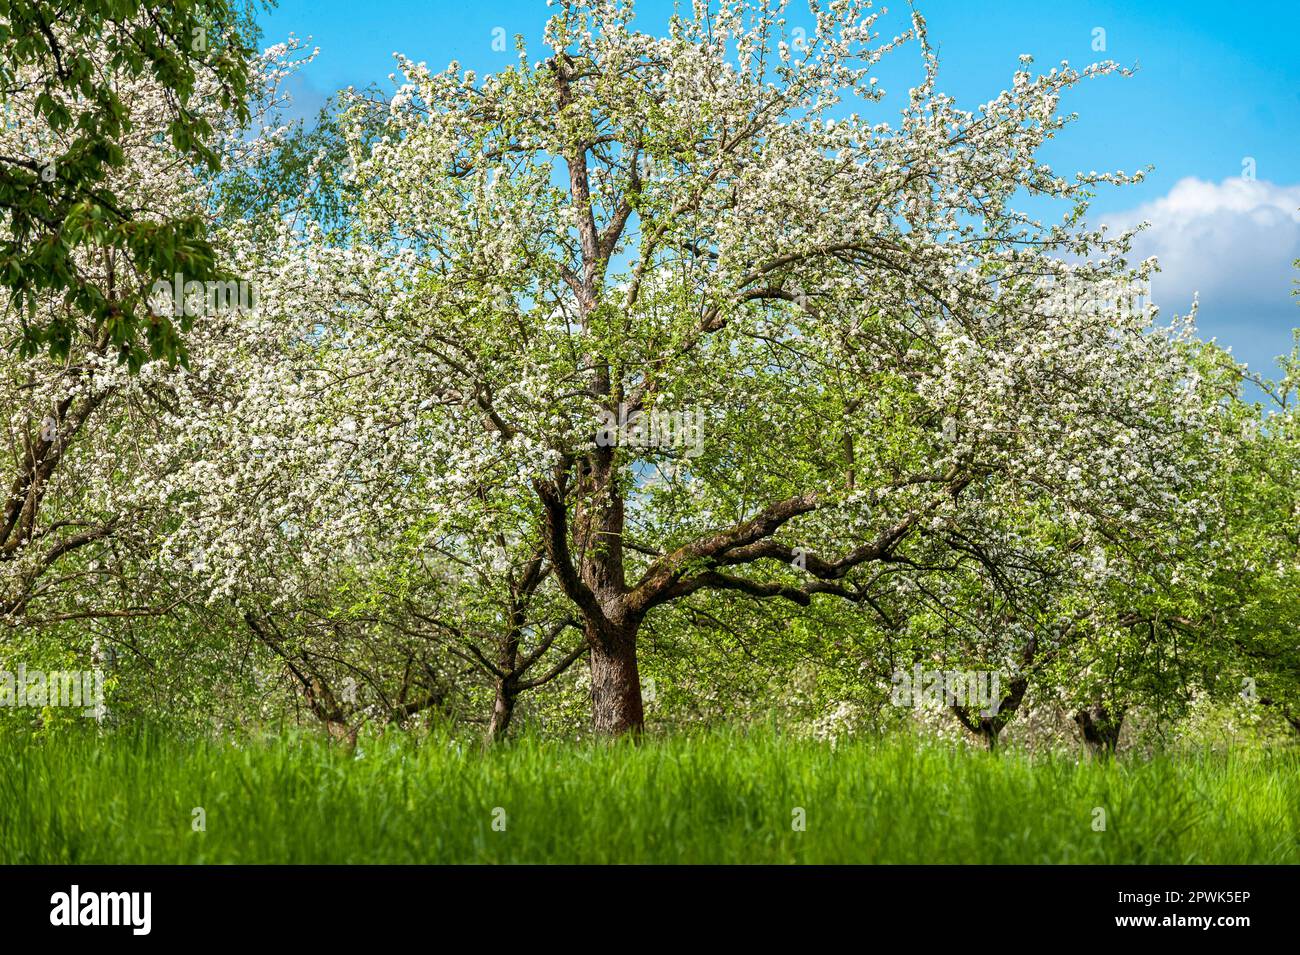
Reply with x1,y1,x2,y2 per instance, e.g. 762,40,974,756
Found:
586,618,643,736
486,677,516,743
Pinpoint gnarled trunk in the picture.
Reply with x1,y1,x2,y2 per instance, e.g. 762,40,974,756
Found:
951,664,1032,752
587,619,643,736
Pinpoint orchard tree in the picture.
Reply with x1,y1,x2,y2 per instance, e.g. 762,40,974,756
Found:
178,0,1220,736
0,32,270,624
0,31,316,743
145,202,588,744
1044,331,1300,748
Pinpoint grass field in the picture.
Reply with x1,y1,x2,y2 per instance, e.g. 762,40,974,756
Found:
2,728,1297,864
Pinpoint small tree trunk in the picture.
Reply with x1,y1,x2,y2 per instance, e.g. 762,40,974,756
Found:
304,675,355,749
326,719,358,749
951,670,1030,752
486,678,516,744
587,620,643,736
1075,703,1123,755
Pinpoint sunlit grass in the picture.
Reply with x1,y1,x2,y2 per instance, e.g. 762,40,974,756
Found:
1,727,1296,863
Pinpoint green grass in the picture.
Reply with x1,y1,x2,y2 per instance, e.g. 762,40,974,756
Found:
1,727,1297,863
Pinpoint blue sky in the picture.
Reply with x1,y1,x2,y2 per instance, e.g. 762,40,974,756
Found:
258,0,1300,372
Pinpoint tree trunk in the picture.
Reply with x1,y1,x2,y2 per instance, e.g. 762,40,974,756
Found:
326,718,358,749
569,434,642,735
486,678,516,744
1075,703,1123,755
587,620,643,736
951,665,1031,752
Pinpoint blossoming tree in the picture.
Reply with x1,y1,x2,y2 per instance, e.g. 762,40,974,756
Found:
170,0,1221,737
0,26,269,625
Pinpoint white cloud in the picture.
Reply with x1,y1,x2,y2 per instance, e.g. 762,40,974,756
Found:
1099,177,1300,369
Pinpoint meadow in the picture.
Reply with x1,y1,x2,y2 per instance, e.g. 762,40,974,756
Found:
2,729,1296,865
